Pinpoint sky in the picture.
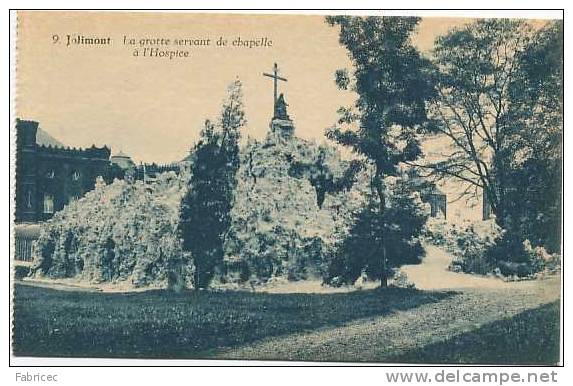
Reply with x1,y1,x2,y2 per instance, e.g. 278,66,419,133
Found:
17,12,470,165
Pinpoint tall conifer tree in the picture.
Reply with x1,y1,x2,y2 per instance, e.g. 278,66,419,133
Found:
179,79,245,289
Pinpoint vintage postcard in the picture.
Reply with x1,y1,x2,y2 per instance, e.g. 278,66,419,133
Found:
10,10,563,365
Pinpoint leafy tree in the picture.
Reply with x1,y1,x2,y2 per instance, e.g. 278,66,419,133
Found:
179,79,245,289
325,16,435,287
422,19,534,223
420,19,562,254
502,20,563,252
510,20,563,150
288,146,363,209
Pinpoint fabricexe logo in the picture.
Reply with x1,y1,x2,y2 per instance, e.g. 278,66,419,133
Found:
15,372,58,382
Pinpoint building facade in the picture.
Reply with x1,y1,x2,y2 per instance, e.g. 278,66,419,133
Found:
15,119,111,223
421,188,447,219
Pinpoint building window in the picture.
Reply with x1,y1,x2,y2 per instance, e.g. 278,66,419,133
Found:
43,194,54,214
72,170,81,181
46,169,55,179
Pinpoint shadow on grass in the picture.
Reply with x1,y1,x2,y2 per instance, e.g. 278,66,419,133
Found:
389,301,561,365
13,283,457,359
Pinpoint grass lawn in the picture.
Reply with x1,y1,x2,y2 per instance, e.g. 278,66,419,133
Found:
391,301,561,365
13,283,454,359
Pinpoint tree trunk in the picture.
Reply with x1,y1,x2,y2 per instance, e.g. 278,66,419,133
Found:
374,171,388,289
194,266,201,290
380,244,388,288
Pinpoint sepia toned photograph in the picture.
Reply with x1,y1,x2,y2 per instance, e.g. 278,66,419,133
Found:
11,10,562,364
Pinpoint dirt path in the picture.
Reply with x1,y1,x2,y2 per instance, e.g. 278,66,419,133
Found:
402,245,554,291
214,246,561,362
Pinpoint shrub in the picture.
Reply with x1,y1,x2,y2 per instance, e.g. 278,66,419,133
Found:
489,237,559,278
445,220,502,275
527,241,561,274
14,265,31,280
285,236,329,281
324,177,428,286
442,219,559,278
391,270,415,289
423,217,449,246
